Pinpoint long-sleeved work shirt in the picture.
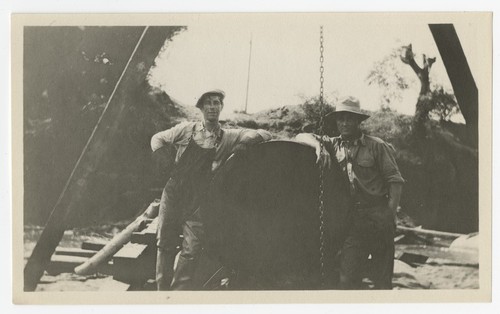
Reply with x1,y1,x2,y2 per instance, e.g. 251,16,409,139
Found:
151,121,272,171
317,133,404,198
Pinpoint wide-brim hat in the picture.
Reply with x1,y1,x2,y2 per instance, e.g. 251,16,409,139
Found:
326,96,370,121
196,89,225,108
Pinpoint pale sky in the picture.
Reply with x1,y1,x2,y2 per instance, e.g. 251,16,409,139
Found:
148,14,478,121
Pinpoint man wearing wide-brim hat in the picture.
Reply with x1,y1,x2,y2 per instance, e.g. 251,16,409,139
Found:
151,89,272,290
296,96,404,289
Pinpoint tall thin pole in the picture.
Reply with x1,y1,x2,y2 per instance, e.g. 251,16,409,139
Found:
244,34,253,113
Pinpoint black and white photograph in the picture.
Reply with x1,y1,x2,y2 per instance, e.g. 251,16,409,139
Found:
11,12,492,304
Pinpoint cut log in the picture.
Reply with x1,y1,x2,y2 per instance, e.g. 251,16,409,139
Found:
74,200,159,276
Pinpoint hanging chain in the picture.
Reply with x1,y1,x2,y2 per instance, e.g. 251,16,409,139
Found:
317,25,327,285
319,26,325,135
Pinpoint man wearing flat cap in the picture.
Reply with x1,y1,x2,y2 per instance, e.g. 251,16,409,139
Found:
296,96,404,289
151,89,272,290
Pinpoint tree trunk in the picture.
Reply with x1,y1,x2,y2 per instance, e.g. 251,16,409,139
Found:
400,44,436,139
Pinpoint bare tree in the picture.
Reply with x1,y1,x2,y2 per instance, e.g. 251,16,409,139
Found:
400,44,435,137
400,44,476,157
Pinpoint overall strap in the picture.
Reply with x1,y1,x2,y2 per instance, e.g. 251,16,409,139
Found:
188,123,197,141
215,129,224,148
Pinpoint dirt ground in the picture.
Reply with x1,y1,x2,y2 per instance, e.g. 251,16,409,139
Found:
392,259,478,289
23,225,479,291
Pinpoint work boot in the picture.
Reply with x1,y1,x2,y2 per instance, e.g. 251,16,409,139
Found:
156,247,176,291
170,253,200,290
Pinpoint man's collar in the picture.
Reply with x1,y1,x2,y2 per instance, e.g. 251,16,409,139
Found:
339,133,365,146
200,121,222,136
358,133,366,146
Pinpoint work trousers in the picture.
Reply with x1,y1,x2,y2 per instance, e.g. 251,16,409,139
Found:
156,178,205,290
339,203,395,290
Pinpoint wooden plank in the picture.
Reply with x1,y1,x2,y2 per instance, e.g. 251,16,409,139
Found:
131,217,158,245
55,247,97,258
46,254,115,276
114,243,148,259
46,255,89,275
81,240,108,251
112,243,156,285
147,218,158,231
130,231,156,246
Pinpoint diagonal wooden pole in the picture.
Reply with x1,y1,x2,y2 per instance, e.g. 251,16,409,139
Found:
429,24,478,146
23,26,172,291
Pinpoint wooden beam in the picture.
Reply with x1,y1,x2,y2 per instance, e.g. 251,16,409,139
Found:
54,247,97,258
131,217,158,245
429,24,478,145
46,255,89,275
81,240,108,251
23,27,174,291
112,243,156,285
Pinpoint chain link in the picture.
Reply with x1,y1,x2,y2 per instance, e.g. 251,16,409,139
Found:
317,25,327,286
319,25,325,115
